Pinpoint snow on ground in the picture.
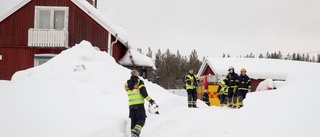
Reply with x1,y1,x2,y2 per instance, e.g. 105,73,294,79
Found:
1,41,320,137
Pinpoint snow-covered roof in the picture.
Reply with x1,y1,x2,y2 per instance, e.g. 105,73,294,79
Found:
0,0,128,45
197,58,320,80
118,48,156,70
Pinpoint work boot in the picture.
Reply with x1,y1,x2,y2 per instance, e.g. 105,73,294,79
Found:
238,104,243,109
231,104,237,109
131,129,140,137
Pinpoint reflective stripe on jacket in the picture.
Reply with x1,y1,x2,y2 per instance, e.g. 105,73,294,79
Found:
237,74,251,91
219,80,228,95
185,74,198,90
125,79,145,106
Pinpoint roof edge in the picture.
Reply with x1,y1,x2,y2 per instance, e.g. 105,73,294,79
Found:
71,0,128,45
0,0,31,22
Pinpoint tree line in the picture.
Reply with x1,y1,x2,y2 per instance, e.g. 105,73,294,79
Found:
138,48,202,89
137,48,320,89
225,51,320,63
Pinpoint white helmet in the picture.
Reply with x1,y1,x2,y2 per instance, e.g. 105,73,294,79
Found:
148,104,159,114
228,66,234,71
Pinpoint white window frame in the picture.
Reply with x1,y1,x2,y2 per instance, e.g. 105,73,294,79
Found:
34,6,69,30
34,54,56,66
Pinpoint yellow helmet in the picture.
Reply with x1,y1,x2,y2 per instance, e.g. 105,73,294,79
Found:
240,68,246,72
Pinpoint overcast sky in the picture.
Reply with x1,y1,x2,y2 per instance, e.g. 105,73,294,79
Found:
98,0,320,59
1,0,319,59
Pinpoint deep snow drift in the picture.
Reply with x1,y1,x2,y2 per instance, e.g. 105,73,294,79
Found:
0,41,319,137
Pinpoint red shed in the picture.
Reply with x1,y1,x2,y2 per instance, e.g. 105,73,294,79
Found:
0,0,153,80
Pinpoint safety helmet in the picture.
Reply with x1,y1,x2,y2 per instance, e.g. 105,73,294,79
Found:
148,104,159,114
228,66,234,71
240,68,246,72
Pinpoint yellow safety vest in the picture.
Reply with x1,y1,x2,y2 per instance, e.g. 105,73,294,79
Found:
125,79,145,106
185,74,198,90
219,80,228,95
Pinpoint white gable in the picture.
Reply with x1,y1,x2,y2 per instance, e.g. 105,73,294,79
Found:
0,0,128,45
198,58,320,80
0,0,28,22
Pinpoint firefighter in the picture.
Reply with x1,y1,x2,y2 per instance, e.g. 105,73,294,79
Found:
217,78,229,107
237,68,251,108
226,66,239,108
124,70,156,137
202,90,210,106
184,69,199,108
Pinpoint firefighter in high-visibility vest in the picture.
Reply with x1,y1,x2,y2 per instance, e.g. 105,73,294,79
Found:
217,78,229,107
237,68,251,108
226,66,239,108
184,69,199,108
124,70,156,137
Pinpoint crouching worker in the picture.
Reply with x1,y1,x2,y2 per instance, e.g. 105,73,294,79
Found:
217,78,229,107
125,70,156,137
202,90,210,106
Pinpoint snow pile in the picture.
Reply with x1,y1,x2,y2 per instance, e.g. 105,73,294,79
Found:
235,73,320,137
256,78,274,91
0,40,320,137
1,40,184,137
143,73,320,137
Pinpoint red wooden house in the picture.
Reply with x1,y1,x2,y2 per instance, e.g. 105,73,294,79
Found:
0,0,153,80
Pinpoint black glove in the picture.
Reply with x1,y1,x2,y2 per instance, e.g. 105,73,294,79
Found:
149,99,155,105
193,82,198,87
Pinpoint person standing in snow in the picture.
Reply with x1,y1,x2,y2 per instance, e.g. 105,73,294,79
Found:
217,78,229,107
226,66,239,108
184,69,199,108
124,70,156,137
236,68,251,108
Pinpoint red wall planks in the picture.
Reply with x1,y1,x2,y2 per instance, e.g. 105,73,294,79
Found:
0,0,128,80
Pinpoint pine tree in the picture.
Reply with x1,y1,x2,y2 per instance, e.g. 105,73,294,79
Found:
278,51,282,59
249,52,254,58
154,49,163,85
301,54,305,61
297,53,301,61
311,55,316,62
317,53,320,63
188,49,202,74
271,51,277,59
146,47,155,81
227,54,230,58
222,53,226,58
146,47,152,58
305,53,310,62
137,48,143,54
265,51,270,58
259,53,264,58
285,53,291,60
292,52,296,60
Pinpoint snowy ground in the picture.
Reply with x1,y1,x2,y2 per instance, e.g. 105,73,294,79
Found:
0,41,319,137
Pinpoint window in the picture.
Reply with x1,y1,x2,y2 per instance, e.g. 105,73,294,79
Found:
34,54,56,66
35,6,69,30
